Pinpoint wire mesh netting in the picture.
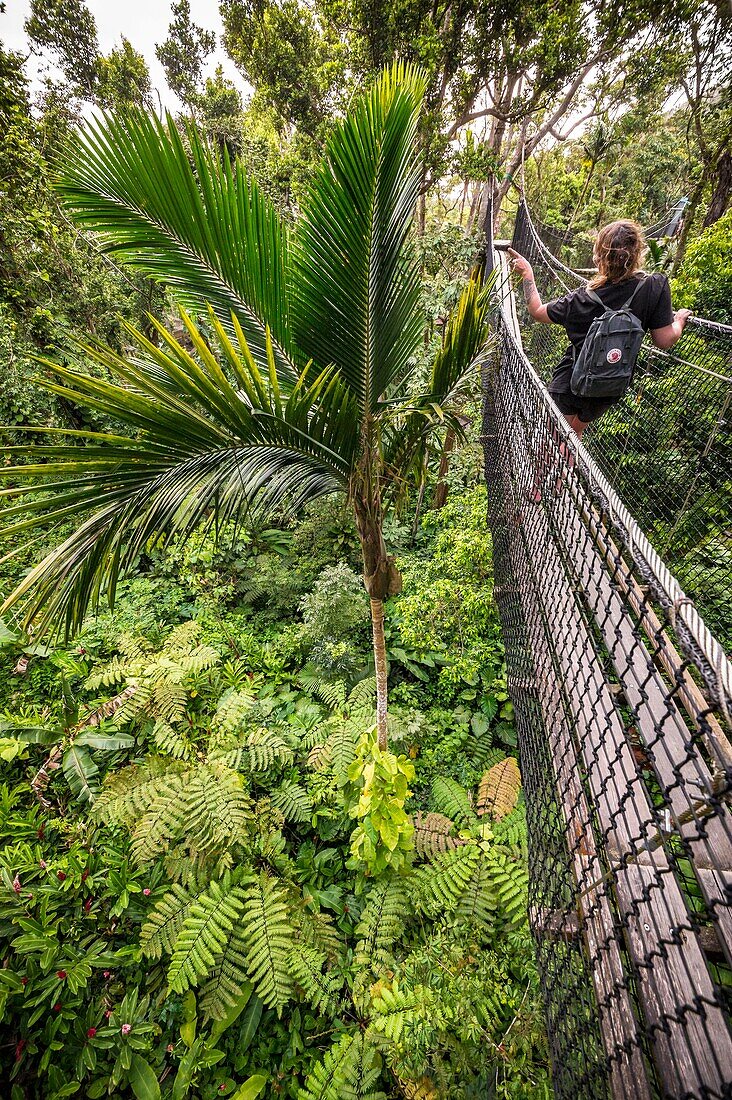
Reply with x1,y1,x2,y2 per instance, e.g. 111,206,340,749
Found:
482,228,732,1099
508,199,732,654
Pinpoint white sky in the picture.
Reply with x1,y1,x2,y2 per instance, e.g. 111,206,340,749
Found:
1,0,247,110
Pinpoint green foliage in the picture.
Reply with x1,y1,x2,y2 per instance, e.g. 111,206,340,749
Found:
155,0,216,110
673,209,732,323
348,730,415,877
300,562,370,679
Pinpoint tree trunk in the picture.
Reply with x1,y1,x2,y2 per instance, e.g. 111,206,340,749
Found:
352,484,402,751
671,176,705,275
370,598,388,750
703,149,732,227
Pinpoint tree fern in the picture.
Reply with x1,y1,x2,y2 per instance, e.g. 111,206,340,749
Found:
430,777,476,825
167,879,246,993
140,883,195,960
354,879,410,972
287,945,343,1015
240,872,295,1014
412,812,465,861
271,781,313,824
410,845,481,917
298,1032,385,1100
347,679,377,721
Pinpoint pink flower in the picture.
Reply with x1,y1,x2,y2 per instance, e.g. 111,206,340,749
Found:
103,971,111,979
87,1027,97,1038
56,970,66,980
57,871,66,881
105,1010,112,1019
166,1043,174,1053
142,888,151,896
12,875,21,894
121,1023,132,1036
20,977,28,987
53,1002,62,1012
39,860,47,870
84,898,92,913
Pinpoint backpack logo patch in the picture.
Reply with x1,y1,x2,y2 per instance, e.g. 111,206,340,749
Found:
606,348,622,364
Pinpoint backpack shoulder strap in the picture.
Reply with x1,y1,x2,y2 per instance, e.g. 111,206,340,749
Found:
621,274,647,310
585,287,606,309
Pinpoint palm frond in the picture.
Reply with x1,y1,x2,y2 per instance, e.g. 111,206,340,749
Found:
293,62,426,413
1,312,355,636
55,110,295,378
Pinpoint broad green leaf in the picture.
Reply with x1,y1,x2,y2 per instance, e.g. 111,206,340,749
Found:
232,1075,267,1100
207,981,253,1047
62,744,99,802
74,731,135,751
128,1054,161,1100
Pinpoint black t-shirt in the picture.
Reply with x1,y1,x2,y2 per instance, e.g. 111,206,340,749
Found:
545,272,674,395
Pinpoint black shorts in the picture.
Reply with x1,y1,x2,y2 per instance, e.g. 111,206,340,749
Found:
549,390,617,424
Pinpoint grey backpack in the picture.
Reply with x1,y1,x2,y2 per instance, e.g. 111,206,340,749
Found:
570,278,646,399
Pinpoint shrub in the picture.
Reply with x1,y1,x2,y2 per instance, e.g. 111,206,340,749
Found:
673,209,732,323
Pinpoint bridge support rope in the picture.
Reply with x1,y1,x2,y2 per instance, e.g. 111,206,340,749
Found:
482,234,732,1099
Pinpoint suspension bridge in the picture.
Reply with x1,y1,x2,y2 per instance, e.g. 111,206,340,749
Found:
481,200,732,1099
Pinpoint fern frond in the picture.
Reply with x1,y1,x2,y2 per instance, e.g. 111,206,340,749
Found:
354,879,409,972
395,1075,439,1099
240,872,295,1013
430,777,476,825
325,723,359,781
163,621,202,654
140,883,195,960
153,719,193,760
452,857,498,929
476,757,521,820
149,677,189,724
467,742,505,771
296,906,343,964
244,727,295,772
129,773,190,863
413,812,466,861
298,1032,384,1100
85,657,129,691
94,757,187,827
491,807,528,857
298,670,347,713
271,781,313,824
199,923,251,1020
410,845,481,917
484,847,528,927
184,765,254,852
167,879,246,993
287,945,343,1015
347,679,376,720
368,982,435,1044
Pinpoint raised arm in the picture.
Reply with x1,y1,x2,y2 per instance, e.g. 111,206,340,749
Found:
508,248,551,323
650,309,693,350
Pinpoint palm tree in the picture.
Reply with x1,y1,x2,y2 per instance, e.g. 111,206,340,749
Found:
1,64,490,749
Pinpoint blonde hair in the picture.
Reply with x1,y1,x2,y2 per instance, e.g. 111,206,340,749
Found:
588,220,647,289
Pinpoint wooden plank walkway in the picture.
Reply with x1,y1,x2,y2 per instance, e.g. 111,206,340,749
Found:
483,271,732,1097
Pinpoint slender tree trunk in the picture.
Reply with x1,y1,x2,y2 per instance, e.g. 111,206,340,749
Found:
672,176,705,275
352,476,402,751
370,599,388,749
702,149,732,227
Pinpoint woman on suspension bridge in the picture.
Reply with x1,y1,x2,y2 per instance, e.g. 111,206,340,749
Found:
507,219,691,501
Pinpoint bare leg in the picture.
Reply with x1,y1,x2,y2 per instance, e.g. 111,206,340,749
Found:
555,415,589,493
